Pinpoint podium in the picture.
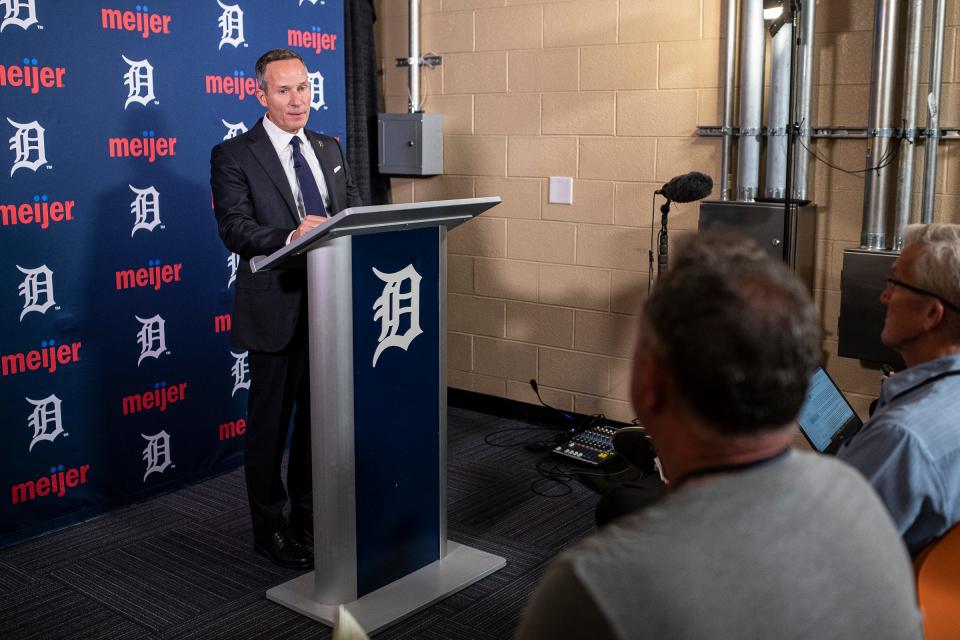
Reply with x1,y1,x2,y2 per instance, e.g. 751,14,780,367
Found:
251,197,505,633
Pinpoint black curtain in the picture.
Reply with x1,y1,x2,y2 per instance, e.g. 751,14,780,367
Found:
344,0,390,206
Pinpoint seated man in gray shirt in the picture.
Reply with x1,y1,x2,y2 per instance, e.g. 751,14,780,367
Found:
838,223,960,555
516,234,922,640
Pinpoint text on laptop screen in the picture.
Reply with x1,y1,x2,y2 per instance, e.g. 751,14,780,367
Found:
797,368,857,452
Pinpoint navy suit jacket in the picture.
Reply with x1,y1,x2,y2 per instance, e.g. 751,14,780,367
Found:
211,118,361,352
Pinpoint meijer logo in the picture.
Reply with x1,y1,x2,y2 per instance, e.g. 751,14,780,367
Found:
10,464,91,505
218,416,245,441
287,27,337,54
214,313,231,333
205,70,256,100
2,338,82,376
0,58,65,94
115,258,182,291
108,130,176,162
122,380,187,416
1,194,75,230
101,5,171,38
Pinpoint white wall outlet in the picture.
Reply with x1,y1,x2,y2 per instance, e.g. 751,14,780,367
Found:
548,176,574,205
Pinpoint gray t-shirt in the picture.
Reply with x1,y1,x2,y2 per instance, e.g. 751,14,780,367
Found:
516,451,922,640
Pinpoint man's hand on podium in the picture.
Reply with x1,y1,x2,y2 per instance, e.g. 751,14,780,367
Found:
292,214,328,242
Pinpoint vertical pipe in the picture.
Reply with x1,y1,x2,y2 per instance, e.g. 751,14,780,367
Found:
791,0,815,202
893,0,924,249
860,0,900,250
720,0,738,200
408,0,421,113
921,0,946,224
737,0,765,202
765,22,793,199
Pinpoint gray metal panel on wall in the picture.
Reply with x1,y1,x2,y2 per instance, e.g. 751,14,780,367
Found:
308,236,358,603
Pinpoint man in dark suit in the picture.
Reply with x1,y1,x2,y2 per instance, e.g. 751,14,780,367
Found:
211,49,361,569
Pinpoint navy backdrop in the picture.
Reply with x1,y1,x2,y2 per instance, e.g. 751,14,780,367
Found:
0,0,345,548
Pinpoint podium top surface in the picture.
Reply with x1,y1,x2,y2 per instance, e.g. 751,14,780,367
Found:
251,196,500,272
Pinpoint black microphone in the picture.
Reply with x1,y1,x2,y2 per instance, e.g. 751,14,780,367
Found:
655,171,713,203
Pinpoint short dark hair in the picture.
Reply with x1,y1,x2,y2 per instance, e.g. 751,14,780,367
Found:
641,233,821,435
255,49,305,90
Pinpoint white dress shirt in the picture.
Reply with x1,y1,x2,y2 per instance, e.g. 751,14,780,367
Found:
261,113,332,219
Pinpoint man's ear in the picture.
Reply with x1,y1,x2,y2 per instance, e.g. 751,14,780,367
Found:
635,349,668,416
255,88,268,109
923,299,947,332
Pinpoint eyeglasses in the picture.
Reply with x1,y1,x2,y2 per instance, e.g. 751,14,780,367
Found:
885,277,960,313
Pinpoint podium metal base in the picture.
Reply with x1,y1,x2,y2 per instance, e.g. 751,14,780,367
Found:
265,541,506,635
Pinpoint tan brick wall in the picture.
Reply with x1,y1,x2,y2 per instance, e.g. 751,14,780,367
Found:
376,0,960,424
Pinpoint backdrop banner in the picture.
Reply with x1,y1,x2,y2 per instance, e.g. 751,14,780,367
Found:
0,0,345,548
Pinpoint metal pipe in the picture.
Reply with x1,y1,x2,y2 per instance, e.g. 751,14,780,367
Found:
737,0,765,202
892,0,924,249
408,0,421,113
860,0,900,250
921,0,946,224
765,21,793,199
720,0,738,201
791,0,815,202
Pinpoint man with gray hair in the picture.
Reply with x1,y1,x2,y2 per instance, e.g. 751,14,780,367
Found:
838,223,960,555
516,233,922,640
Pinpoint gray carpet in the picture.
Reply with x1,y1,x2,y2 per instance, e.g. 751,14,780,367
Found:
0,408,600,639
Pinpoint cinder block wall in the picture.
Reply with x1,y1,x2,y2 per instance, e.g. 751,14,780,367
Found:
375,0,960,424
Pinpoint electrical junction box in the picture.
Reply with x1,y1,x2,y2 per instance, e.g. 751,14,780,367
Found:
377,112,443,176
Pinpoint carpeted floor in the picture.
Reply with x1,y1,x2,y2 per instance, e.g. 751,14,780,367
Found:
0,408,602,639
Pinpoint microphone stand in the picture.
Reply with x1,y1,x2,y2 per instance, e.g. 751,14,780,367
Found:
648,197,672,292
658,199,671,278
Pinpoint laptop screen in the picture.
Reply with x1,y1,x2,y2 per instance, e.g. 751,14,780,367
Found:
796,367,861,453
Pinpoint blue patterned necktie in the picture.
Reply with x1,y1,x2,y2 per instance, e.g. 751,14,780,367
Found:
289,136,326,219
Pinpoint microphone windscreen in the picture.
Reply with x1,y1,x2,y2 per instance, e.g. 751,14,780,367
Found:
659,172,713,203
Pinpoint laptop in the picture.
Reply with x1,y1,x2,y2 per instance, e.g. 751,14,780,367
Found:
796,367,864,454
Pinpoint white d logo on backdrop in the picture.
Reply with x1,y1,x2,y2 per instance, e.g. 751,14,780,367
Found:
136,314,167,365
7,118,47,175
27,393,66,452
122,55,157,109
142,431,173,481
217,0,245,49
230,350,249,396
0,0,38,32
17,263,55,321
307,70,325,111
129,185,161,236
221,119,247,140
226,253,239,288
